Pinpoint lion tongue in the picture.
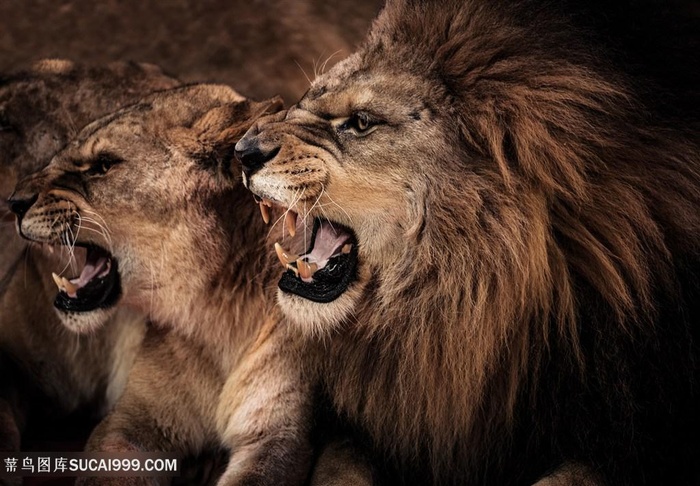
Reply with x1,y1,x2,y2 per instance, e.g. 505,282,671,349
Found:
275,220,352,283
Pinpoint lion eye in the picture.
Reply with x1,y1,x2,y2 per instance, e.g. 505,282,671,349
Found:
85,153,123,176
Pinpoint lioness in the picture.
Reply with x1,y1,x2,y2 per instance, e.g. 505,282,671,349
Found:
10,83,372,486
236,0,700,484
0,59,177,455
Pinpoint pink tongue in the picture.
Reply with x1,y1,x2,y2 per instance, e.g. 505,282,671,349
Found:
302,221,351,270
69,256,109,291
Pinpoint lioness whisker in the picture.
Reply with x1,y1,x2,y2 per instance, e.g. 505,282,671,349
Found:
320,50,343,75
79,215,113,247
294,60,313,86
82,209,112,235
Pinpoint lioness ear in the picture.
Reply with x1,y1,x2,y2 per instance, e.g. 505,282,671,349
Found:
190,95,284,178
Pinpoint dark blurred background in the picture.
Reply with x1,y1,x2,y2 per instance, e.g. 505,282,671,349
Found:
0,0,384,103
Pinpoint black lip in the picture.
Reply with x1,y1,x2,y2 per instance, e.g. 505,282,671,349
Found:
278,218,358,303
54,246,121,313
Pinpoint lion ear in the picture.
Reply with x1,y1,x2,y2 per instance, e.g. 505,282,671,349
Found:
190,95,284,177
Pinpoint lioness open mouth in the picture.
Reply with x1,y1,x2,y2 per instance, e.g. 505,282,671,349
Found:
258,197,358,303
49,244,121,312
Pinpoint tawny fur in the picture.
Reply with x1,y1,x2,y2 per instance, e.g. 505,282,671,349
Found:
11,84,374,486
0,60,177,456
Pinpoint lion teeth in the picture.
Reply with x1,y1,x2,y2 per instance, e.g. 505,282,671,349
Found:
286,263,299,276
259,201,271,224
342,243,352,254
274,242,299,267
285,211,297,237
296,258,318,280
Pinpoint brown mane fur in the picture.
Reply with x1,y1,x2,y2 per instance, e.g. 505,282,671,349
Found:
241,0,700,483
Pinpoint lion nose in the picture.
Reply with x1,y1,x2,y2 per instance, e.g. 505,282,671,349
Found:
7,192,38,219
235,135,280,179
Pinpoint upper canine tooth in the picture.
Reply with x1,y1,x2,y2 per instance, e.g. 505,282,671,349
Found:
285,211,297,237
51,272,63,292
259,201,271,224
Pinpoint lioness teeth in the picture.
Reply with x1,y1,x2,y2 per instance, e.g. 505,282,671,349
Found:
51,272,78,295
342,244,352,254
51,272,63,291
296,259,318,280
274,242,299,267
259,202,271,224
285,211,297,237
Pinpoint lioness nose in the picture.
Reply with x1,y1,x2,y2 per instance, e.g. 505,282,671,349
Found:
235,135,280,178
7,192,38,219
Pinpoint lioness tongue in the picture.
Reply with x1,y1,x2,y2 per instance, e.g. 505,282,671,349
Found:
51,253,110,298
274,220,352,282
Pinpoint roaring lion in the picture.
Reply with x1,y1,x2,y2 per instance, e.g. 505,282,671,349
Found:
0,59,177,454
235,0,700,484
10,83,373,486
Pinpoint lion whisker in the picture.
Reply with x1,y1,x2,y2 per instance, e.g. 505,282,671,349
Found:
318,183,355,227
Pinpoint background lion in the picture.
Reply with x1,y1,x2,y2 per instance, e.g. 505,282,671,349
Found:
0,60,178,458
236,0,700,484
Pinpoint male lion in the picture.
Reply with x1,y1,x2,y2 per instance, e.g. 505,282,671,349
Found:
10,83,373,486
235,0,700,484
0,59,177,455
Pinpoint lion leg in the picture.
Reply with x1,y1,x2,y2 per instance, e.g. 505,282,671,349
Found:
77,328,223,486
532,462,605,486
308,438,374,486
216,326,313,486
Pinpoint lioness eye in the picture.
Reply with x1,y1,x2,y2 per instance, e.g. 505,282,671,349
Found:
341,112,376,135
86,153,123,176
355,113,370,131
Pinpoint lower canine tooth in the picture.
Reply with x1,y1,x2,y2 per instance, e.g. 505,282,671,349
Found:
285,211,297,237
296,259,318,280
61,277,78,296
342,243,352,254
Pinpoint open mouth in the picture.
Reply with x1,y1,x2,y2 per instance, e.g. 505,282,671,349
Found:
49,244,121,312
258,198,358,303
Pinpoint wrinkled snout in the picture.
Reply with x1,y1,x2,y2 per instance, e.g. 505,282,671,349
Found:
234,109,288,182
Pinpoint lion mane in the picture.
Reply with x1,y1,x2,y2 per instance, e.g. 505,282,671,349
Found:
238,0,700,484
